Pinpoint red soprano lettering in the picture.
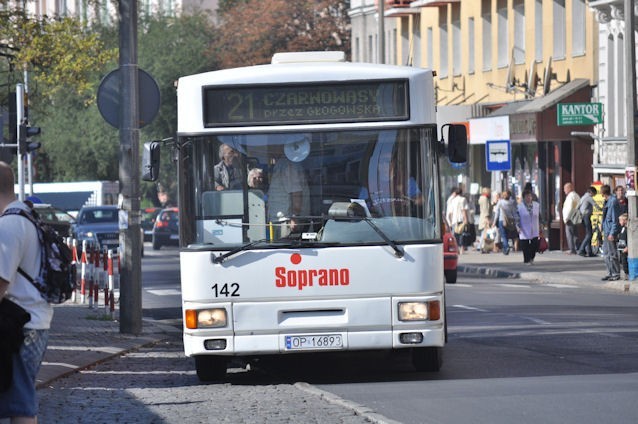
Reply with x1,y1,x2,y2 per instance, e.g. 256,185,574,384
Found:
274,267,350,290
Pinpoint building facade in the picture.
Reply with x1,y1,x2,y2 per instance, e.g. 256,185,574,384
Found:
349,0,613,250
588,1,638,189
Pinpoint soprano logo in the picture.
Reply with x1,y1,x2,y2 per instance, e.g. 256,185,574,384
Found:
274,253,350,291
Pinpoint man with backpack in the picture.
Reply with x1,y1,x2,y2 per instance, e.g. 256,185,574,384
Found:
0,161,53,423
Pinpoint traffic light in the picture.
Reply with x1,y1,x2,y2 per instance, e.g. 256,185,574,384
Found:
18,123,41,155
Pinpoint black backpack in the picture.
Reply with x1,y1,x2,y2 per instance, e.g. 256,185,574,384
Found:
2,207,75,304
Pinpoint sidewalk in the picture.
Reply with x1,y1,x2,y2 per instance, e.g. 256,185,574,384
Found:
37,249,638,388
37,303,179,389
457,248,638,294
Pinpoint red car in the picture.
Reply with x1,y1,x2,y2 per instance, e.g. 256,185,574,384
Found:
443,225,459,284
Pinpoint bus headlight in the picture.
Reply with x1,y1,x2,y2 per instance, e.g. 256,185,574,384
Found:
185,308,227,329
398,301,440,321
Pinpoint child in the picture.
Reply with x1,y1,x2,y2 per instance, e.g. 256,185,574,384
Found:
618,213,629,279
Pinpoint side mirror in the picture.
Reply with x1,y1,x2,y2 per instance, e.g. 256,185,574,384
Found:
443,124,468,164
142,141,161,181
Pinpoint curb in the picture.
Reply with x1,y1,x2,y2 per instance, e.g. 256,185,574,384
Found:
458,264,638,295
295,382,403,424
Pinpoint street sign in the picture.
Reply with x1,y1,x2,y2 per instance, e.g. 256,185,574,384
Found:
486,140,511,171
557,102,603,126
97,68,160,129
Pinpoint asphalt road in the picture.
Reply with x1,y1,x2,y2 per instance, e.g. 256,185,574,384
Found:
52,247,638,424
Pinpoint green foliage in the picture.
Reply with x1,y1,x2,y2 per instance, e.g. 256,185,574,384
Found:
1,1,351,205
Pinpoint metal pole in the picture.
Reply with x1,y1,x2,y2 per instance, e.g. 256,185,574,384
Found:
378,0,385,64
625,0,638,281
24,67,33,196
16,83,24,201
118,0,142,334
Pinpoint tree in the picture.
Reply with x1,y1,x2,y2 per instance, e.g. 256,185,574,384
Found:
216,0,350,68
0,8,116,106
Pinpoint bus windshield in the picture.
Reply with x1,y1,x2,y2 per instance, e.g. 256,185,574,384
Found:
180,127,441,248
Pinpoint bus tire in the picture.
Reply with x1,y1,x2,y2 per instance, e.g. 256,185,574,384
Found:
445,269,457,284
195,356,227,381
412,346,442,372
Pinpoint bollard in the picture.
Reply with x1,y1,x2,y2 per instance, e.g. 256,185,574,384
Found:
87,244,95,309
106,249,114,312
71,239,79,303
80,240,87,304
94,246,101,306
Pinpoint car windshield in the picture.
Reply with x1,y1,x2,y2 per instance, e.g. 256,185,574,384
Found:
179,127,441,248
81,209,118,224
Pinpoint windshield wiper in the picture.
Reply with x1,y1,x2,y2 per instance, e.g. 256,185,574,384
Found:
212,239,269,264
362,218,404,258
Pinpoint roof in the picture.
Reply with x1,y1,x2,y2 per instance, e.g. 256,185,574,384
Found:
491,79,590,116
33,192,93,212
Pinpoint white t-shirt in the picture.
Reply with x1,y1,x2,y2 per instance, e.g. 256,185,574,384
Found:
267,158,310,222
0,201,53,329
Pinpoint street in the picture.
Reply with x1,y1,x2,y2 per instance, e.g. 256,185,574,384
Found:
37,247,638,423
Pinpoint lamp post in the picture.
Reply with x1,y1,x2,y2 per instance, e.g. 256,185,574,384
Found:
625,0,638,281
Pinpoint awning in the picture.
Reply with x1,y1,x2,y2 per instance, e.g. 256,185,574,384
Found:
481,79,594,143
491,79,590,116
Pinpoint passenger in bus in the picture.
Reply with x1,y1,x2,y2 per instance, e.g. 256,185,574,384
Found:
214,144,243,191
247,168,266,191
267,154,310,236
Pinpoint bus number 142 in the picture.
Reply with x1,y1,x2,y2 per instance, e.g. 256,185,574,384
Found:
211,283,240,297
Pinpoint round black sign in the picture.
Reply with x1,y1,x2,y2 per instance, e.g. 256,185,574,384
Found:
97,68,160,129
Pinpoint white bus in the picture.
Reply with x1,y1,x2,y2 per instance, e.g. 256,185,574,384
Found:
143,52,467,381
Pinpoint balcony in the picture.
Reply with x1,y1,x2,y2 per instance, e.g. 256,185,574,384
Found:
410,0,460,7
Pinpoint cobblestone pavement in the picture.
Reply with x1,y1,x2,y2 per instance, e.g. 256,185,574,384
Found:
37,336,386,424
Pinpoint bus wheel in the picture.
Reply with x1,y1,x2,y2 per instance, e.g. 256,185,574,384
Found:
445,269,457,284
195,356,227,382
411,347,442,372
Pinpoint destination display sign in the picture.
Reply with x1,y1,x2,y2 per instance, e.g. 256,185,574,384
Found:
203,80,409,127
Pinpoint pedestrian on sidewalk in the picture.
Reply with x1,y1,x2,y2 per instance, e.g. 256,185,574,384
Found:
517,189,540,264
478,187,493,252
0,161,53,424
601,184,621,281
562,182,580,254
577,186,601,257
616,185,628,215
494,190,518,255
618,213,629,280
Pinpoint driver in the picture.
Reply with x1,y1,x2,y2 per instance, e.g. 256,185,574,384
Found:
267,150,310,237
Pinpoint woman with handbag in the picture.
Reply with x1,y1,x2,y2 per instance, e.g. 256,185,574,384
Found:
493,190,518,255
517,189,541,264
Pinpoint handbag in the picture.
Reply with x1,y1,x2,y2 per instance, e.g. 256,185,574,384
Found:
0,298,31,392
537,236,548,253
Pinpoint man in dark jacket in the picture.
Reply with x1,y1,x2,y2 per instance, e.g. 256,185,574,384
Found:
601,184,621,281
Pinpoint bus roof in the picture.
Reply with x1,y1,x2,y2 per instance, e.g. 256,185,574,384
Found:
177,61,436,134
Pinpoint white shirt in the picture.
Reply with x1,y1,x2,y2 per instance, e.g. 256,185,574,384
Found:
267,158,310,222
562,190,581,224
0,201,53,329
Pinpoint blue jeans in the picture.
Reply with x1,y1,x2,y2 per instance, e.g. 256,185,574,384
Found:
603,238,620,277
498,221,510,254
578,214,593,255
0,328,49,418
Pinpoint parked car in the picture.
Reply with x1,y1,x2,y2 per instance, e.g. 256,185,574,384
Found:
32,203,75,237
152,207,179,250
72,205,120,253
72,205,146,257
141,207,161,242
443,224,459,284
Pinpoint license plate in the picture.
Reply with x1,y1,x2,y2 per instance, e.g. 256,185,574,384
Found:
285,334,344,350
170,234,179,240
